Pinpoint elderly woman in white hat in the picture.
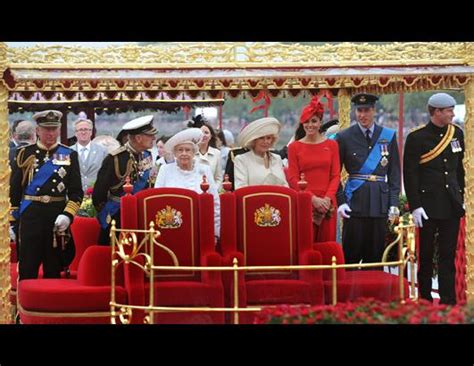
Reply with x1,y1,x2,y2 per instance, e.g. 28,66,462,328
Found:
154,128,220,239
234,117,289,189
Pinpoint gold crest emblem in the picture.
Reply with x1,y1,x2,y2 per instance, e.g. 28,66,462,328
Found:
155,205,183,229
254,204,281,227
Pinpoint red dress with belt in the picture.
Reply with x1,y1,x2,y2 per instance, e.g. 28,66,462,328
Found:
287,139,341,242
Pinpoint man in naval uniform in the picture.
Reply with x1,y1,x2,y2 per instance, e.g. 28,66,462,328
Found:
93,115,157,244
10,110,83,280
404,93,464,305
335,93,401,265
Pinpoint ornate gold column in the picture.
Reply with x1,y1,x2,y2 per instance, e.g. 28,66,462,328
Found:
464,76,474,303
337,88,352,186
337,88,351,130
0,42,12,323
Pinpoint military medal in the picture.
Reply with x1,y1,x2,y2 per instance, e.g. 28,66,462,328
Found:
451,139,462,153
52,153,71,166
380,140,389,167
106,214,112,224
58,167,67,178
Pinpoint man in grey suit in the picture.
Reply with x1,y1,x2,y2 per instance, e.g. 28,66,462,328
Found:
70,117,108,193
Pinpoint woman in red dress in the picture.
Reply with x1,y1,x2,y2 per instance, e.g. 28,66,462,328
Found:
287,96,340,242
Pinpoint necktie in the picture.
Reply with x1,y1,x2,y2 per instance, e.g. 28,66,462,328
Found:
365,129,371,146
80,147,88,161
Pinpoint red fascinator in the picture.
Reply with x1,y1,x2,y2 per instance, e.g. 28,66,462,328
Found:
299,96,325,124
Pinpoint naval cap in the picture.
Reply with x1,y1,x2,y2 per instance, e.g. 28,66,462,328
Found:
32,110,63,127
122,115,157,135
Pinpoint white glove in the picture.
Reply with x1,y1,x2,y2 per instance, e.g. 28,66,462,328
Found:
337,203,352,219
55,214,71,232
412,207,428,228
388,206,400,221
9,226,16,242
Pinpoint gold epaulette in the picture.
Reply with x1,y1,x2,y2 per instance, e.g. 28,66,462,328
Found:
409,124,426,133
110,145,127,156
9,207,18,221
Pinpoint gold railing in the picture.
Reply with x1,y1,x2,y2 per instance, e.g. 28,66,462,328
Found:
110,218,416,324
382,214,418,300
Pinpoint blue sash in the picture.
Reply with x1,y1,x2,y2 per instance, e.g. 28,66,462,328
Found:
98,151,152,229
344,127,395,204
19,145,71,216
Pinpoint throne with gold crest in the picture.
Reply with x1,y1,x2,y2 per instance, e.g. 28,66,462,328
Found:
220,185,325,324
120,187,224,324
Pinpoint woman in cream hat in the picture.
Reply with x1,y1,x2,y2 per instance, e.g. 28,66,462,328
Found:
154,128,220,239
233,117,288,189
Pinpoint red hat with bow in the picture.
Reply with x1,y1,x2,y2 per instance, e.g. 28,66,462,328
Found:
299,96,325,124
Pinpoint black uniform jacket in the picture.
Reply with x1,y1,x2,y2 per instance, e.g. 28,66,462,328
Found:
10,143,83,221
92,145,151,213
335,123,401,218
403,121,465,219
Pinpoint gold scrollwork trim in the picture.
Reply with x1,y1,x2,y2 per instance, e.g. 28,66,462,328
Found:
9,75,472,93
6,42,471,69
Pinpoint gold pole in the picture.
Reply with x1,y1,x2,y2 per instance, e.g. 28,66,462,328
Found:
464,73,474,304
398,220,406,304
331,256,337,306
110,220,117,324
233,257,239,325
337,88,352,238
407,214,417,300
149,221,155,324
337,88,352,131
0,42,12,324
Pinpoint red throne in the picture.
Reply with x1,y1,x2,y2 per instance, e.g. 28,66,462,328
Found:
120,187,224,324
313,241,409,303
18,245,126,324
220,185,325,324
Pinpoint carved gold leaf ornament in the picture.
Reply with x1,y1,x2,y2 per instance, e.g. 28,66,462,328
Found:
6,42,471,68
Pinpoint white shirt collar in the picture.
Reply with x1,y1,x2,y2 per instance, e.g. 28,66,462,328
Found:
357,122,375,136
77,141,92,151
